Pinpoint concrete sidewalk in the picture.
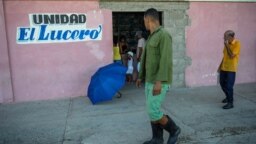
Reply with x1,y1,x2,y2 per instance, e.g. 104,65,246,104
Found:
0,83,256,144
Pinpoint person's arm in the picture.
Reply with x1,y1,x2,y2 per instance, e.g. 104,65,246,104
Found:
136,49,145,88
119,43,123,54
224,41,234,58
217,59,223,72
225,40,241,59
155,33,171,82
137,47,143,61
137,39,144,61
153,32,172,96
116,43,122,55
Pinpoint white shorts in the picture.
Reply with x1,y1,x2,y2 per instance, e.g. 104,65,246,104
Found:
126,66,133,74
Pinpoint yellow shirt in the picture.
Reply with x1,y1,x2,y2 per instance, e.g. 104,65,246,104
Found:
221,40,241,72
113,46,121,60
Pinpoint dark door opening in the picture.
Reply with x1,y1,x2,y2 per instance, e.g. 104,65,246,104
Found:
112,12,162,52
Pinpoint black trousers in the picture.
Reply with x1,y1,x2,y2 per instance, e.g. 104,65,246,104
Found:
220,70,236,103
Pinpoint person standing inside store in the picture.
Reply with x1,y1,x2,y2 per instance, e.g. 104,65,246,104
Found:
119,35,129,66
135,31,145,75
136,8,180,144
218,30,241,109
113,35,122,64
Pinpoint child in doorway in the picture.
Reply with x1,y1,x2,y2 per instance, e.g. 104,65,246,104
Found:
126,51,134,83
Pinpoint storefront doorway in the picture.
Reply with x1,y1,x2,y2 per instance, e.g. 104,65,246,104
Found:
112,12,162,83
112,12,162,52
101,1,190,87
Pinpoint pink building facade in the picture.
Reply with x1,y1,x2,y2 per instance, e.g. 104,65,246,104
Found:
0,0,113,103
1,0,256,103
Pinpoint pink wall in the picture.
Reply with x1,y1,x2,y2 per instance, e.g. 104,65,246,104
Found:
186,2,256,87
2,0,113,102
0,0,13,103
3,1,255,103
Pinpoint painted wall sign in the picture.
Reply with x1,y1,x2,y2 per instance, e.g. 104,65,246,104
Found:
17,13,102,44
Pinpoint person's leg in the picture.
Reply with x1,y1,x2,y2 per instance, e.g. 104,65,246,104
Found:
123,54,128,67
148,84,180,144
220,71,228,102
121,54,126,66
126,74,131,83
145,83,180,144
146,83,168,122
227,72,236,103
126,74,129,83
223,72,236,109
144,82,166,144
133,56,138,82
157,115,181,144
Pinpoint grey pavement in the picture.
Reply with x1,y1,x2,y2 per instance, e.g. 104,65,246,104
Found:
0,83,256,144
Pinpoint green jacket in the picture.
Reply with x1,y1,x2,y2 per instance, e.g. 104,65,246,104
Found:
139,26,172,84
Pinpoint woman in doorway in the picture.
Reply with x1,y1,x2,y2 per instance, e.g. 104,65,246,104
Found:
113,35,122,64
119,35,129,67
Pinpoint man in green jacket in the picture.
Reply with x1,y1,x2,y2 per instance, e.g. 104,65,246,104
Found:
136,8,180,144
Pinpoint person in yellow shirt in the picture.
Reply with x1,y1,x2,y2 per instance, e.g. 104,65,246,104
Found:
113,36,122,64
218,30,241,109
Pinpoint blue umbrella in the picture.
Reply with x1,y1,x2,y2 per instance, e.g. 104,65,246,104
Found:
87,63,127,104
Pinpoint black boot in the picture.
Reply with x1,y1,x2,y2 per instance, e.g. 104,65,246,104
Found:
222,98,228,103
161,115,181,144
223,102,233,109
143,122,164,144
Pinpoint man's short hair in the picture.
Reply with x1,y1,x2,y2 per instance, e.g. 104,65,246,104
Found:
225,30,235,38
144,8,159,21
